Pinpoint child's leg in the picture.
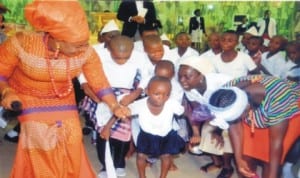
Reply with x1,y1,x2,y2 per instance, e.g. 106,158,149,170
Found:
160,154,172,178
96,133,107,170
169,156,178,171
125,138,136,159
111,138,130,168
136,153,148,178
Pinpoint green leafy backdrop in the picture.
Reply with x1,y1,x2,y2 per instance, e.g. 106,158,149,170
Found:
1,0,297,42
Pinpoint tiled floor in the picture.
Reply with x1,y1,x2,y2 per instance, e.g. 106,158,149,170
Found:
0,119,241,178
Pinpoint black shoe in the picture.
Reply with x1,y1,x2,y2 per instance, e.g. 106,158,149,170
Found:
82,127,92,135
4,134,19,143
217,167,234,178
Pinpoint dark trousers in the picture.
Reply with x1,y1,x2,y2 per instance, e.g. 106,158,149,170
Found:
96,134,130,170
285,137,300,163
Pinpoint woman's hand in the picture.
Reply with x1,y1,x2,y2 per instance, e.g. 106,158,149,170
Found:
81,83,100,102
236,158,256,178
1,88,22,111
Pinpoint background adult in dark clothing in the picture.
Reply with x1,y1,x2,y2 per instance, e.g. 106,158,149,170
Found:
188,9,206,51
117,0,157,40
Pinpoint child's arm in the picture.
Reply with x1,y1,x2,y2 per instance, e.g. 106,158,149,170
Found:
99,116,118,140
248,67,261,75
119,88,143,106
257,63,272,75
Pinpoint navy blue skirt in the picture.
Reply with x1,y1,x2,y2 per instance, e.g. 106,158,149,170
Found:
136,129,185,157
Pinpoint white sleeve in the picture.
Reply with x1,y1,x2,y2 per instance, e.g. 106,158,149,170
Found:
171,99,184,115
78,73,87,84
243,53,257,71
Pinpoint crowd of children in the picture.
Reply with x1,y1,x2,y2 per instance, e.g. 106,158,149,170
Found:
1,3,300,178
79,17,300,178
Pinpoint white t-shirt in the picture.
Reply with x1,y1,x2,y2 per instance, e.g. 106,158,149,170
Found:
212,51,257,77
169,47,199,67
129,97,184,137
261,51,288,78
200,49,220,65
184,73,233,105
78,48,148,126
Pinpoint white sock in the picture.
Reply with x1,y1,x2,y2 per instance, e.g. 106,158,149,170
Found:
0,117,7,128
0,107,6,128
7,130,18,137
282,162,295,178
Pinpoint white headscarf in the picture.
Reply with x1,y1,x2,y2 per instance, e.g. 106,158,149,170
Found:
179,55,214,75
208,87,248,129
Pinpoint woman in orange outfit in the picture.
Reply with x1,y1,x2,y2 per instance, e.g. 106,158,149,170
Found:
0,1,130,178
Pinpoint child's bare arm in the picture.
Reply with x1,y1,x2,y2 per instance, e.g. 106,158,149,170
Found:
99,116,118,140
120,88,143,106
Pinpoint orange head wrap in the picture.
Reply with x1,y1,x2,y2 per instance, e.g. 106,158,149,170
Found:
24,0,89,43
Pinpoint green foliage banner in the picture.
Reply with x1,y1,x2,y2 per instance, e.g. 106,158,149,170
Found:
1,0,297,40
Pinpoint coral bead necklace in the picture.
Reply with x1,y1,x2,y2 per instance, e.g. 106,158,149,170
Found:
44,34,73,98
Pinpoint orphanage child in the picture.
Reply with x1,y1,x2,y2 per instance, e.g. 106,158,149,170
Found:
141,34,174,79
236,26,258,53
212,30,260,77
169,32,199,66
134,26,160,52
200,32,222,61
246,36,264,66
284,41,300,80
260,35,288,78
80,19,121,140
211,30,260,178
79,35,147,178
94,19,121,51
281,42,300,177
154,60,186,171
154,60,184,103
129,76,186,178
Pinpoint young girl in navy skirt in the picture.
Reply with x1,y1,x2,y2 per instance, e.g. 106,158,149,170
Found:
129,76,185,178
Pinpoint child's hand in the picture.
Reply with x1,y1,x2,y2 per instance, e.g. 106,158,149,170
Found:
211,132,224,149
189,135,201,145
112,105,131,120
119,95,133,106
100,125,111,140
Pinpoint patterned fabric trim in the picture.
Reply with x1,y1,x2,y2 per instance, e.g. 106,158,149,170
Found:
22,105,77,115
0,75,7,81
96,88,114,99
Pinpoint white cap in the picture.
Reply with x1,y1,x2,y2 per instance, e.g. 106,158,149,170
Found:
160,33,170,41
179,55,214,75
245,26,258,36
100,20,120,35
